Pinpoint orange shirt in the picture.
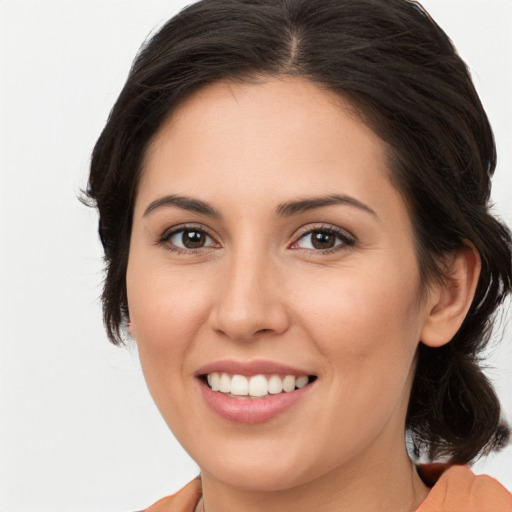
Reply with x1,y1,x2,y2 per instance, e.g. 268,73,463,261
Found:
417,465,512,512
143,466,512,512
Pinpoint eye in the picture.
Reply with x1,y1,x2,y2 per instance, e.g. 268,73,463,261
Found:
293,227,354,252
162,227,218,251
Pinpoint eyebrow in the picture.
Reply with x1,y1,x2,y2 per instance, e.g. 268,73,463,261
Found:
142,193,377,220
143,195,221,218
275,194,377,218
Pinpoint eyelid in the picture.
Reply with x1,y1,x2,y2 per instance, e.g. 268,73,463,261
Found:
156,222,355,253
289,223,356,251
158,223,220,252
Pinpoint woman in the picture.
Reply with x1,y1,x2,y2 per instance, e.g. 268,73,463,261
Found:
86,0,512,510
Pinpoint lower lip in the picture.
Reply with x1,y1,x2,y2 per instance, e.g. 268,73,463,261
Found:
199,380,314,424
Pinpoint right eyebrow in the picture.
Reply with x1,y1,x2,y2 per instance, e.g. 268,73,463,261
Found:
275,193,378,219
142,194,222,218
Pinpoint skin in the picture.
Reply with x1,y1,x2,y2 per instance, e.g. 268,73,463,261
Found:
127,77,480,512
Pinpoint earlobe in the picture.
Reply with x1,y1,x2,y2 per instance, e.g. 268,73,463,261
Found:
420,243,481,348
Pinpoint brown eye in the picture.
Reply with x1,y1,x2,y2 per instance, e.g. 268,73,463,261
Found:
311,231,336,249
181,229,206,248
294,228,354,252
166,228,217,250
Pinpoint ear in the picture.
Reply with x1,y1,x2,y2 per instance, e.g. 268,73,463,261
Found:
420,243,481,348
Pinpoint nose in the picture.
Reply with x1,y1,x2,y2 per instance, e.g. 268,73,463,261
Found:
209,249,290,342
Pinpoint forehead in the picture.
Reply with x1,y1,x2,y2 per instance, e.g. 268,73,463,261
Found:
137,77,402,221
148,77,372,152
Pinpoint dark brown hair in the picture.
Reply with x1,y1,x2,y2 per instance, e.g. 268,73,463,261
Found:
86,0,512,464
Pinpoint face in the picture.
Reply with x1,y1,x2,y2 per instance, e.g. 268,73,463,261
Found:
127,77,433,491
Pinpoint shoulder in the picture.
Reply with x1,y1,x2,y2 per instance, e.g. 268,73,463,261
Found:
417,465,512,512
141,477,202,512
137,469,512,512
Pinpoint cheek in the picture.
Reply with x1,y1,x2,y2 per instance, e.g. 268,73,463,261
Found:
127,264,210,348
126,260,216,425
290,266,423,460
126,256,216,396
300,266,421,346
296,261,423,400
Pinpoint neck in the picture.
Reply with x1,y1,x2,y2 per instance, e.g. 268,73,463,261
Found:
199,440,429,512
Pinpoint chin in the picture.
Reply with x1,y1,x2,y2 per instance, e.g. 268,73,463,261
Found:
206,464,311,492
196,442,328,492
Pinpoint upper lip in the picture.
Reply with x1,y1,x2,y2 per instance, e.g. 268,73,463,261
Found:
195,359,315,377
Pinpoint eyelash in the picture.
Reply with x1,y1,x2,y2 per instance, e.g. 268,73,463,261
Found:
290,224,355,254
158,224,355,254
158,224,219,254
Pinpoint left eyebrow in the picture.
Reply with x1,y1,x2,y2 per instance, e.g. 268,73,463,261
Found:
275,194,378,218
142,194,222,218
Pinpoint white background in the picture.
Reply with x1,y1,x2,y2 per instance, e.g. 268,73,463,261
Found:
0,1,511,511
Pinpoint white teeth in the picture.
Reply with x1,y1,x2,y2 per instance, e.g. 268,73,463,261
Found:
206,372,311,397
268,375,283,394
219,373,231,393
207,372,220,391
296,375,309,389
282,375,296,392
230,375,249,396
249,375,268,397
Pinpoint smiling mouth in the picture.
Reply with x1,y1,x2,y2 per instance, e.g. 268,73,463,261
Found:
202,373,317,398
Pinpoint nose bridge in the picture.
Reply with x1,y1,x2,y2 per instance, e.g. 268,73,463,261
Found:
211,240,289,341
